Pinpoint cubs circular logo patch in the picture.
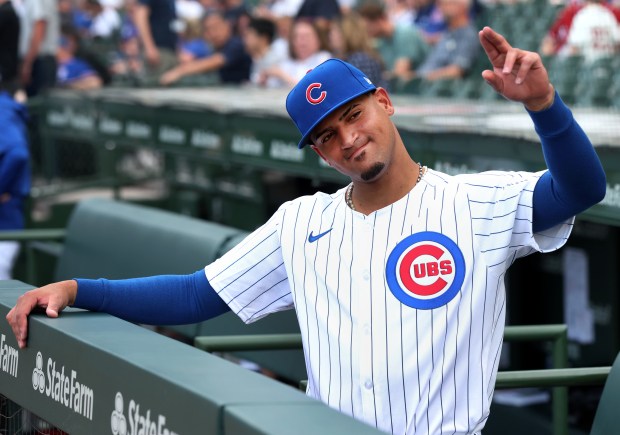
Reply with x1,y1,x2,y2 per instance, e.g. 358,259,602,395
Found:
386,232,465,309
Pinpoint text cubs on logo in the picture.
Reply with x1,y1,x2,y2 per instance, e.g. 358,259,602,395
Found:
386,232,465,309
306,83,326,105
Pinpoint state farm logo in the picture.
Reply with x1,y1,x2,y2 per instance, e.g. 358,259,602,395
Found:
386,232,465,309
32,351,94,420
1,333,19,378
111,392,179,435
111,392,127,435
32,352,45,392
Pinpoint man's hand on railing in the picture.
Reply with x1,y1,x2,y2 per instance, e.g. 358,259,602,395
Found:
5,280,78,349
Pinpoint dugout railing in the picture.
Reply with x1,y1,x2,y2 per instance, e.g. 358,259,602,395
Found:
0,280,383,435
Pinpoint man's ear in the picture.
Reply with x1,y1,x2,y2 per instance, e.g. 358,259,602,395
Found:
310,145,330,166
373,87,395,116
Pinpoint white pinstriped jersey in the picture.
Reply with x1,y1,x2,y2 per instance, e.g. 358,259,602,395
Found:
205,168,574,435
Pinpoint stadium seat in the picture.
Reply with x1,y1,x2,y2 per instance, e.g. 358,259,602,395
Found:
419,78,458,98
548,55,584,106
575,56,614,108
392,76,423,95
452,78,482,100
589,352,620,435
52,198,242,281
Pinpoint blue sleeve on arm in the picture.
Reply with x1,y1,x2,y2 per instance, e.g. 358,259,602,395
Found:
73,270,231,325
528,92,606,232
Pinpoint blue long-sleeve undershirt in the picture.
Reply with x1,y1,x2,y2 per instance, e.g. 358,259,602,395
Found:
528,91,606,232
73,91,606,324
74,270,230,324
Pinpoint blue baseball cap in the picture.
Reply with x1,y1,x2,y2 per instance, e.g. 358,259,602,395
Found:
286,59,377,149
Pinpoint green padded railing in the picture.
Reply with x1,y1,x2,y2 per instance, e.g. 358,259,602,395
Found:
195,334,304,352
0,280,384,434
496,367,610,388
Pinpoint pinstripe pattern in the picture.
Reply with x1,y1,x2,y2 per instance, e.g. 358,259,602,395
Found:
205,168,573,435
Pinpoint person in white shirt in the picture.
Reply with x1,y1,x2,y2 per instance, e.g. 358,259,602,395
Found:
566,0,620,63
259,18,331,88
83,0,121,39
243,16,289,88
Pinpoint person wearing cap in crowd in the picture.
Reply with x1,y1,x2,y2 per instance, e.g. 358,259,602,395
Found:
56,28,103,90
6,27,607,435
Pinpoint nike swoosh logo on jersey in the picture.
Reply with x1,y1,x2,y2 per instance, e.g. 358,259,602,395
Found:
308,228,332,243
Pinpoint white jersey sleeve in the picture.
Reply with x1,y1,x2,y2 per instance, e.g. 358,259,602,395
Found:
205,204,293,323
460,169,573,265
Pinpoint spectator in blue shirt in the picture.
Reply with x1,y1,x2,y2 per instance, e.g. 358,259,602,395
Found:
411,0,446,45
177,18,212,65
56,30,103,89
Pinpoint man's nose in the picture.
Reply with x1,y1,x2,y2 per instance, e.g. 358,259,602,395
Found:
340,124,359,149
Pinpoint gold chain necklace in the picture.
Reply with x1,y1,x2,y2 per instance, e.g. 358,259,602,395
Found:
346,162,426,212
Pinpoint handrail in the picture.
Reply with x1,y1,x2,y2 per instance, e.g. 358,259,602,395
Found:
496,367,610,388
0,229,66,241
502,324,569,435
0,229,67,284
0,280,383,434
194,333,304,352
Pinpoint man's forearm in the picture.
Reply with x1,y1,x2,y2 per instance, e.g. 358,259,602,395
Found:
422,64,463,81
74,270,231,324
134,4,156,50
176,54,226,77
24,20,47,63
530,91,606,231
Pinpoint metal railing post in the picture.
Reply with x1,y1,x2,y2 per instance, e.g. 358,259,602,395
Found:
503,324,568,435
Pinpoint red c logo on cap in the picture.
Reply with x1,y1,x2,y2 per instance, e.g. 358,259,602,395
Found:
306,83,326,105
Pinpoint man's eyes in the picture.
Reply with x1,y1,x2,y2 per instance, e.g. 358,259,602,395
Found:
349,110,361,121
317,110,362,144
320,132,334,144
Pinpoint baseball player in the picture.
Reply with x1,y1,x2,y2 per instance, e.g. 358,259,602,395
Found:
6,27,606,434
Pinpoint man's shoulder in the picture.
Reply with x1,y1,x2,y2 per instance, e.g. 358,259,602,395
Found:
428,168,539,187
278,187,346,214
393,23,424,42
450,24,478,41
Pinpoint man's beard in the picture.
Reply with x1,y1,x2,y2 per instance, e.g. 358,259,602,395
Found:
361,162,385,181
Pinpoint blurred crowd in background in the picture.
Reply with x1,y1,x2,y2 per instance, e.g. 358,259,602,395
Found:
0,0,619,98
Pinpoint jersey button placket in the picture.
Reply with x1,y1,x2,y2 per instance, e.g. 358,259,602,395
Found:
356,223,375,419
